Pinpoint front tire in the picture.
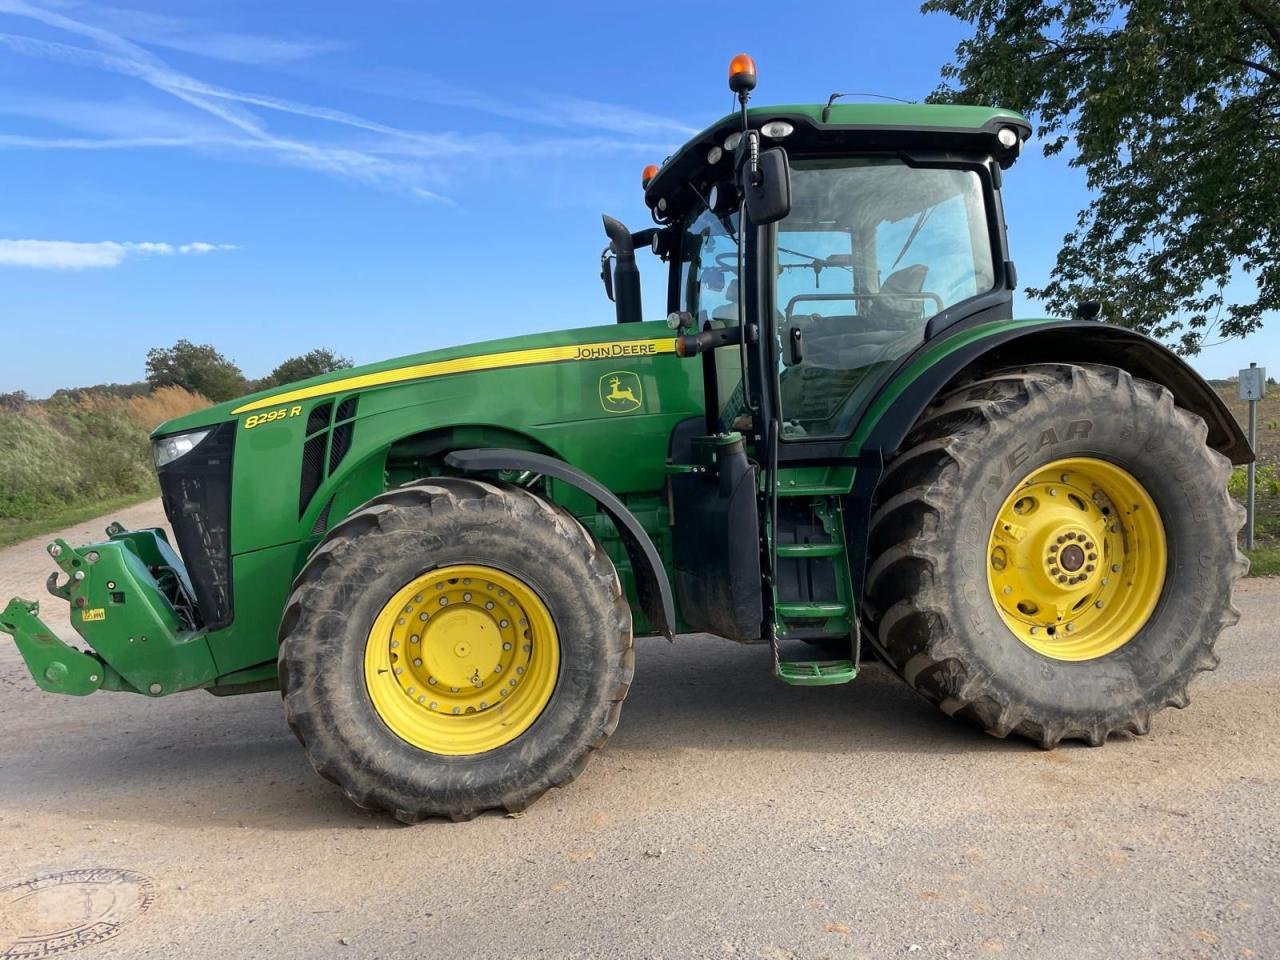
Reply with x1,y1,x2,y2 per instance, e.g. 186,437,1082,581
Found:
278,477,633,822
866,363,1247,748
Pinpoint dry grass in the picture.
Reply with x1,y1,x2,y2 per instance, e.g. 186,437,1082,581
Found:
0,387,209,545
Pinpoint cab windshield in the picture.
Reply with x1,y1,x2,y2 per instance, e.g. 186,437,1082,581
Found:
776,158,994,439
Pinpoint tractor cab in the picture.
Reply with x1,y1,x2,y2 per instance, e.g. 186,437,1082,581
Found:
599,56,1031,681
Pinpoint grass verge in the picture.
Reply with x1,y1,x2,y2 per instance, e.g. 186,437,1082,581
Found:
1244,546,1280,577
0,492,159,550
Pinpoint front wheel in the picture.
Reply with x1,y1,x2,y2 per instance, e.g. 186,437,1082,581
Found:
866,363,1247,748
278,477,633,821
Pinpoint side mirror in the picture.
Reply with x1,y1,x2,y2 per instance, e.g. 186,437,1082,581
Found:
745,147,791,225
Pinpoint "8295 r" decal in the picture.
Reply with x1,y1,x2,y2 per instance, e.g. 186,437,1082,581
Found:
244,405,303,430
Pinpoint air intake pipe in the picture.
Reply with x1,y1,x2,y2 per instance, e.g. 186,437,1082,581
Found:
602,215,642,324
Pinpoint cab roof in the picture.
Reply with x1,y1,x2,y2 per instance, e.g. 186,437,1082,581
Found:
643,102,1031,223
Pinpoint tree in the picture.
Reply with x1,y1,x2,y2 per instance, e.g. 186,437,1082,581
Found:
924,0,1280,353
145,339,246,402
258,348,354,389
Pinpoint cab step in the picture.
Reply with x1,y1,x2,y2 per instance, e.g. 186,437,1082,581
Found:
775,601,849,619
774,659,858,686
775,542,844,559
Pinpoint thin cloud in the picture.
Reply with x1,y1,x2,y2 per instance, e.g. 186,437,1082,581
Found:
2,0,338,65
0,239,236,269
179,242,237,255
361,69,699,138
0,1,689,201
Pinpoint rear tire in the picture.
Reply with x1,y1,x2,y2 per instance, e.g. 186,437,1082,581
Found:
866,363,1246,748
278,476,633,822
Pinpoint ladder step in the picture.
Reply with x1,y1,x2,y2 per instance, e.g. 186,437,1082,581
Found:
775,659,858,686
775,601,849,619
776,542,844,558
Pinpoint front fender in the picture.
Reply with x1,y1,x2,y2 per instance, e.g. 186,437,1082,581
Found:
444,448,677,639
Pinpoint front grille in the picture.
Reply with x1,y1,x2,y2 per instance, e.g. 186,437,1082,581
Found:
157,420,236,630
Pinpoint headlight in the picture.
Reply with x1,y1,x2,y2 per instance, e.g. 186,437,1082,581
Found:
154,428,212,469
723,131,742,152
997,126,1020,148
760,120,793,139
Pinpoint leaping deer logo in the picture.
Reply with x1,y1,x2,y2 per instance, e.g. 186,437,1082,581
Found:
606,376,637,404
599,371,643,413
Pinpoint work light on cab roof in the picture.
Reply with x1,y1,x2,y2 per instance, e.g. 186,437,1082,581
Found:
0,50,1252,825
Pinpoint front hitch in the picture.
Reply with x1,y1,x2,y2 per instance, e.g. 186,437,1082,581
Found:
0,598,115,695
0,526,218,697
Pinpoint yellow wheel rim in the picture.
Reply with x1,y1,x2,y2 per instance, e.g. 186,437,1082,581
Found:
363,564,560,755
986,457,1167,661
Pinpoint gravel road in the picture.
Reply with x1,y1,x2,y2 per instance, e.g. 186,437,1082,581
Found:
1,500,1277,960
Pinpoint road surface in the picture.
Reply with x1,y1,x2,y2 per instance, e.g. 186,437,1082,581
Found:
1,501,1276,959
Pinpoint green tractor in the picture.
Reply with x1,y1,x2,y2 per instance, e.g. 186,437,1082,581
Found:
2,56,1250,821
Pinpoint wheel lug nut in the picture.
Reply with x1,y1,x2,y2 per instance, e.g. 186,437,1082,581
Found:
414,658,422,667
1095,600,1104,609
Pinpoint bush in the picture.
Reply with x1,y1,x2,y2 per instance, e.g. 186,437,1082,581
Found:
0,387,209,534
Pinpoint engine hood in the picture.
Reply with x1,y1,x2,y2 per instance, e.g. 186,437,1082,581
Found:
152,320,678,439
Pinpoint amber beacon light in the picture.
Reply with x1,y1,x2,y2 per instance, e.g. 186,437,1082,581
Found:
641,164,659,188
728,53,757,94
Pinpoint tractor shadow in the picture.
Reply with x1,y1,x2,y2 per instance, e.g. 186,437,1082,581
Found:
610,633,1015,758
0,634,1031,833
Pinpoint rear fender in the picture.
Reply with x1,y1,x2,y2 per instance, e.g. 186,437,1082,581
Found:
857,320,1251,465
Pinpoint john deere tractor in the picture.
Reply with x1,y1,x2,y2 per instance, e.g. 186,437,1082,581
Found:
2,56,1250,821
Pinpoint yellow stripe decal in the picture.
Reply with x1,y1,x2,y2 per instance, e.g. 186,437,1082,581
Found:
232,337,679,415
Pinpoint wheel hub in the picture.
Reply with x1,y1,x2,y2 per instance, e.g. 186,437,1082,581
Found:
986,457,1167,661
363,564,559,755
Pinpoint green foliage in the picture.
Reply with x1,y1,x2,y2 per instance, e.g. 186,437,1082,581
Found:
924,0,1280,353
0,387,209,544
1228,463,1280,498
257,348,354,390
0,405,156,525
146,339,246,402
1245,546,1280,576
50,381,150,402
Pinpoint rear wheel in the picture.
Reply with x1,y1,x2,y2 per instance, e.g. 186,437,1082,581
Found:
279,477,633,821
866,363,1246,747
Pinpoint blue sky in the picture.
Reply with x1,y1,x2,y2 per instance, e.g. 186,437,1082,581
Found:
0,0,1273,397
